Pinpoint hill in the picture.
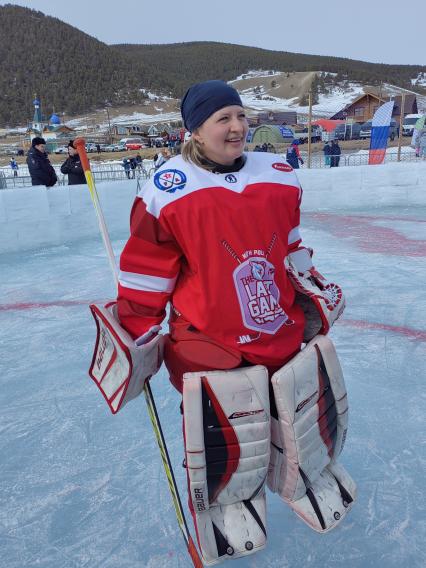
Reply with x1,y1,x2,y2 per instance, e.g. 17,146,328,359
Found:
1,4,425,127
0,4,148,126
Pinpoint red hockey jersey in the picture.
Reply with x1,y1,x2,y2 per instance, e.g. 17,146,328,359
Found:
117,152,306,367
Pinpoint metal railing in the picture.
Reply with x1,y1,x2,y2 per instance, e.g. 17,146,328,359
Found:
1,152,421,189
0,164,154,189
296,150,420,169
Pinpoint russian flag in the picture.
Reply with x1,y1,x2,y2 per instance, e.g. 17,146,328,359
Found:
368,101,395,165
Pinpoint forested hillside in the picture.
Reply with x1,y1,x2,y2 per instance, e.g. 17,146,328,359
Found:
0,5,148,125
115,41,426,99
1,4,425,126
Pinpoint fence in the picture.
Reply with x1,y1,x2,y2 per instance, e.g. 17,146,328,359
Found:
0,163,155,189
296,149,420,169
0,151,421,189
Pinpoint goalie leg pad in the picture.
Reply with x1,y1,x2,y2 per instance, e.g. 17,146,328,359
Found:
267,335,356,532
183,366,270,565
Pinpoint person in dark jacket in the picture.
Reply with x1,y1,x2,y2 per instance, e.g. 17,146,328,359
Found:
26,137,57,187
286,140,304,169
323,141,332,167
60,140,86,185
330,140,341,167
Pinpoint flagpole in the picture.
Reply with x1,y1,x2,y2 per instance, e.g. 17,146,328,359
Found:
307,90,312,169
397,93,405,162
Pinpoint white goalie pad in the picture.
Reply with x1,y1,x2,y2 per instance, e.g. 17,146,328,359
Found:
183,366,270,565
88,303,164,414
285,247,345,342
268,335,356,532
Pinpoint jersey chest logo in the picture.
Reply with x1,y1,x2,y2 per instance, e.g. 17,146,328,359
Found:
233,257,289,334
222,234,293,335
154,169,187,193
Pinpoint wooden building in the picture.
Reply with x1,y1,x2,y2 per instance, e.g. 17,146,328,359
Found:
331,91,418,123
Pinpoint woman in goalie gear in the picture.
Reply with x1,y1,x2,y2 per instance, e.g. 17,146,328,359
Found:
92,80,355,565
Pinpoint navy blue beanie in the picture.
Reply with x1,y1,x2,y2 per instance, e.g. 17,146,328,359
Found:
181,80,243,132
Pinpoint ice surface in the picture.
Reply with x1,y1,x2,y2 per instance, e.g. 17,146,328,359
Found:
0,162,425,567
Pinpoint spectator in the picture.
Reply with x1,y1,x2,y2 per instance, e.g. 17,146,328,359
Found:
416,127,426,159
122,158,131,179
26,137,57,187
10,158,19,177
60,140,86,185
330,140,341,167
129,157,137,178
286,140,304,169
135,153,143,170
154,148,171,170
96,143,101,154
323,141,332,167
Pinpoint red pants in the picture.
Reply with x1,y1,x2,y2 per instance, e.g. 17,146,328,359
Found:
164,311,295,392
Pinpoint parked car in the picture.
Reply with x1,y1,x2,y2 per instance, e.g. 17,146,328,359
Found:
85,143,98,152
359,119,399,140
125,142,145,150
402,114,422,137
118,137,146,150
112,143,126,152
103,143,126,152
292,126,321,144
54,146,68,154
333,123,362,141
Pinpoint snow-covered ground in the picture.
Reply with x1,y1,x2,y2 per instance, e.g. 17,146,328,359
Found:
0,162,425,567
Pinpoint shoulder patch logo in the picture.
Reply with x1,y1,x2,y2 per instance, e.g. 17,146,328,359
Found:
272,162,293,172
154,169,187,193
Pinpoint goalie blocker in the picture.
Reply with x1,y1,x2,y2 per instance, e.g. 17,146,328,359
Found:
88,303,164,413
268,334,356,532
183,366,270,565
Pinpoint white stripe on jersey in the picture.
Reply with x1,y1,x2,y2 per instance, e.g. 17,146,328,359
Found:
119,270,177,293
288,226,301,245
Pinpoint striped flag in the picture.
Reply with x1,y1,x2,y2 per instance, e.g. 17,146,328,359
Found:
368,101,395,165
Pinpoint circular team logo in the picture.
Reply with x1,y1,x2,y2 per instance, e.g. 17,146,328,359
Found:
225,174,237,183
154,169,187,193
272,162,293,172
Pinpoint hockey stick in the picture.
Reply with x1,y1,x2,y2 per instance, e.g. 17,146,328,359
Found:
74,138,203,568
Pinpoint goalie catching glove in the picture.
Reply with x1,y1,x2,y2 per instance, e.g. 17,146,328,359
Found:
285,247,345,342
88,302,164,414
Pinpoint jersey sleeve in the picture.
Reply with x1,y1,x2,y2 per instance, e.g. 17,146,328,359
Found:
117,196,182,339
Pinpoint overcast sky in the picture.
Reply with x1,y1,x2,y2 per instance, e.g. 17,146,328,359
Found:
1,0,425,66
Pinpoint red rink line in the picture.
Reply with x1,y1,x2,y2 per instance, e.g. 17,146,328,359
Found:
340,319,426,342
1,299,425,342
0,299,108,312
304,212,426,257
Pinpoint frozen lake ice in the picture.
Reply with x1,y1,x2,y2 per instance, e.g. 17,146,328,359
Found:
1,163,425,567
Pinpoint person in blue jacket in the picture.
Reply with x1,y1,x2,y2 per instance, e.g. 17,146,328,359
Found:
26,137,57,187
323,141,331,166
286,140,304,169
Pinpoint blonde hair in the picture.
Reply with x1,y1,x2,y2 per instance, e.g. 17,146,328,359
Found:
181,135,216,171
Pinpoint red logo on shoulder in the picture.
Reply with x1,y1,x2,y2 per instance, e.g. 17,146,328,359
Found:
272,162,293,172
